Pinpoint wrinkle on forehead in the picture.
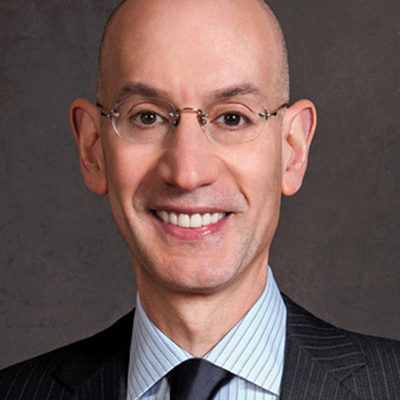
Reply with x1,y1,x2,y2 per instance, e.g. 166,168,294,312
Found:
97,0,289,106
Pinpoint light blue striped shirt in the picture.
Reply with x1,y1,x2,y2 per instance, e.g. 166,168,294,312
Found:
127,267,286,399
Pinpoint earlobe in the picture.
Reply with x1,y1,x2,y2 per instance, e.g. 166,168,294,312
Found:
281,99,317,196
70,98,108,195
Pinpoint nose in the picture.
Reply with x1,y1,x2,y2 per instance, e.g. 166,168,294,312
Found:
156,112,220,192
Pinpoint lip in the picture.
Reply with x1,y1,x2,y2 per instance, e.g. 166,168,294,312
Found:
151,205,229,214
151,209,231,240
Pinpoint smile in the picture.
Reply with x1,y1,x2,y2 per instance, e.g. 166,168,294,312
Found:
155,211,227,228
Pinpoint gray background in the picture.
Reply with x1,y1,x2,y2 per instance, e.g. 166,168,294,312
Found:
1,0,399,369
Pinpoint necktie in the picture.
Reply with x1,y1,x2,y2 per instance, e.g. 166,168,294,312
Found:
167,358,234,400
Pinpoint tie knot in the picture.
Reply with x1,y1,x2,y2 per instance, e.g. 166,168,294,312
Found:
167,358,234,400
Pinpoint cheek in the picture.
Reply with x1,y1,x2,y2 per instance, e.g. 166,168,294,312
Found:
102,142,157,230
244,139,283,250
104,141,153,198
232,134,283,209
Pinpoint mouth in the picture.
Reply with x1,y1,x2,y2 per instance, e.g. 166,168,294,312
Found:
154,210,228,229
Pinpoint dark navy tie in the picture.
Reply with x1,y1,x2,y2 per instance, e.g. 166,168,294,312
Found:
167,358,234,400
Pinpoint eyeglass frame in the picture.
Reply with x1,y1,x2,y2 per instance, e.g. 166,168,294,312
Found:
96,98,289,145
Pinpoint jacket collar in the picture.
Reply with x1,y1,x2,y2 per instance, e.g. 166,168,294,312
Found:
280,294,365,400
52,296,366,399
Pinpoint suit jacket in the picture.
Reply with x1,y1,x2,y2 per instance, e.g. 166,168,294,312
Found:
1,295,399,400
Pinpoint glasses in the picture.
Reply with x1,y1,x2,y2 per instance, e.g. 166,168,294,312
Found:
97,98,288,145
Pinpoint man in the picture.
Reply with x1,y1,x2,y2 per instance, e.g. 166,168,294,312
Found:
1,0,399,399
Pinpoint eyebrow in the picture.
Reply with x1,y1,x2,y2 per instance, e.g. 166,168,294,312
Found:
115,82,266,105
115,82,169,104
210,83,265,101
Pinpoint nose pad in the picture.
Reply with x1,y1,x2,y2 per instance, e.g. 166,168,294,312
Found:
174,108,207,127
171,108,210,143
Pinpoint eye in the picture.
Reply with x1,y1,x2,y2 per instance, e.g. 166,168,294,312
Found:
131,110,164,126
209,101,256,131
219,113,245,127
215,111,249,129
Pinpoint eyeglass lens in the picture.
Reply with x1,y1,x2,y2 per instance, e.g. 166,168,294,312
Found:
111,98,274,144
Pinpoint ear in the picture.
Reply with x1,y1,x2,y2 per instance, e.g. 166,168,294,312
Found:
281,99,317,196
70,98,108,195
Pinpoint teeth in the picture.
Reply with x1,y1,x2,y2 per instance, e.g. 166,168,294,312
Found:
211,213,220,224
190,214,202,228
169,212,178,225
178,214,190,228
155,211,226,228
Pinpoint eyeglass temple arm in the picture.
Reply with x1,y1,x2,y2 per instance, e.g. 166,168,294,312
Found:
259,103,289,119
96,102,113,118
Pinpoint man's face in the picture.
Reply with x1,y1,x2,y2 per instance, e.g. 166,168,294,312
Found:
97,0,290,296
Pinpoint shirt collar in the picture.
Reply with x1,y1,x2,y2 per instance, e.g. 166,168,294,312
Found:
127,266,286,398
127,297,190,399
204,268,286,395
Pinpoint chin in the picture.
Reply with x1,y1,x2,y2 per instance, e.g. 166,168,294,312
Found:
166,278,234,295
149,259,240,295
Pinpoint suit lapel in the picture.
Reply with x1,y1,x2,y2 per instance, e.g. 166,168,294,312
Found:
280,295,365,400
52,311,134,400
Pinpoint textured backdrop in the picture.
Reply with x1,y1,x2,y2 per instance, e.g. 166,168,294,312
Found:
1,0,399,369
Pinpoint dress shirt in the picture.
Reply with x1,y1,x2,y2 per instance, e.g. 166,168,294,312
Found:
127,266,286,400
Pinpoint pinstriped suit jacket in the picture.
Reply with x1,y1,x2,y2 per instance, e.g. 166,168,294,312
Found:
1,295,399,399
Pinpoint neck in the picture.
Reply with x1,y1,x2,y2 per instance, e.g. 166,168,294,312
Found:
137,268,269,357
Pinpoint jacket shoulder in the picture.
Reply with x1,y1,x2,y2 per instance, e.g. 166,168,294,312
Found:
0,343,73,400
284,293,400,357
345,330,400,397
282,294,400,398
0,311,134,400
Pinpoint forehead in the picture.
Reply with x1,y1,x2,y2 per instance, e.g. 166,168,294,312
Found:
102,0,280,105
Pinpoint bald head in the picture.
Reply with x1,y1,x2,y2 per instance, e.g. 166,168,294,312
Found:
97,0,289,107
